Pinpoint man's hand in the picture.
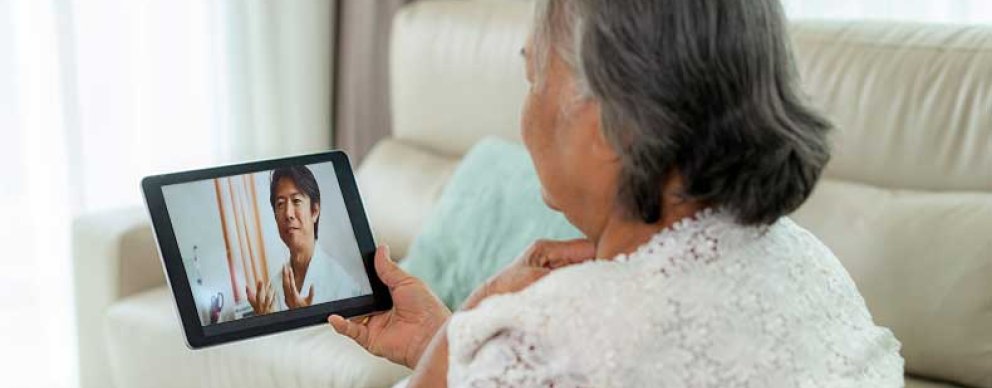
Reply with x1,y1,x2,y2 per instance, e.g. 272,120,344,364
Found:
282,264,315,309
246,280,276,315
328,245,451,369
461,238,596,310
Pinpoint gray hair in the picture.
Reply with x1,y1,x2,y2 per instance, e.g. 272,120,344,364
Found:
532,0,831,225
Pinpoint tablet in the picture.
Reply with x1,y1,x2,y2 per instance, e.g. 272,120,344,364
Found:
141,151,391,349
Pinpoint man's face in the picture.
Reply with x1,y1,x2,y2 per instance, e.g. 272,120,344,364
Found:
273,177,319,254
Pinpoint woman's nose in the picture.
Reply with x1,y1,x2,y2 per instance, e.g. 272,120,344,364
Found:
282,205,295,221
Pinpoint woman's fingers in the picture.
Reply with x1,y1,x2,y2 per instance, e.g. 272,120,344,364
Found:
328,314,370,349
374,245,409,290
558,238,597,258
548,238,597,268
526,239,597,269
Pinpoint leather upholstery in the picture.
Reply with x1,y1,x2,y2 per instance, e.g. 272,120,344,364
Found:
792,179,992,387
72,208,163,388
104,288,410,388
390,0,532,155
908,377,974,388
357,138,459,258
790,21,992,191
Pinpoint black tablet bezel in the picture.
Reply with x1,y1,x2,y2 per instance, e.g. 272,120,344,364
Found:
141,151,391,349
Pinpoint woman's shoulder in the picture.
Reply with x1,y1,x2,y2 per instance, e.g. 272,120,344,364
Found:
449,210,806,335
455,210,859,328
451,213,903,385
450,257,637,334
446,258,650,384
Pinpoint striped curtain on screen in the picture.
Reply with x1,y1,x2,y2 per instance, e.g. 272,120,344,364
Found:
213,175,270,303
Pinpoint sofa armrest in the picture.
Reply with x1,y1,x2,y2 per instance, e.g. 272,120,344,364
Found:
73,206,164,388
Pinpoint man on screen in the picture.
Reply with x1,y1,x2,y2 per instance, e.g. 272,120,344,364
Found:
246,166,362,315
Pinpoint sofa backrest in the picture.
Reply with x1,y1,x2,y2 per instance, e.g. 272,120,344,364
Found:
363,1,992,386
390,0,531,155
786,22,992,387
790,21,992,191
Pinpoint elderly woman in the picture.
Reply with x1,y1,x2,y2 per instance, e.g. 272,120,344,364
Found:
328,0,904,386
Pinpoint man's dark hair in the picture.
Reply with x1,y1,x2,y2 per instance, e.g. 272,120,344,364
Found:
269,166,321,238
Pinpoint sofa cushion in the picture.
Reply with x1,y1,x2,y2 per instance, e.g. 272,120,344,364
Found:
793,179,992,388
906,376,967,388
400,137,582,309
357,138,460,258
104,287,410,388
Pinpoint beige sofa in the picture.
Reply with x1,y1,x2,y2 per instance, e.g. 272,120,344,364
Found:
72,1,992,387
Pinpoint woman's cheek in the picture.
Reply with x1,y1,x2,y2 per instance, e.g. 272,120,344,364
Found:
520,93,536,144
520,88,567,212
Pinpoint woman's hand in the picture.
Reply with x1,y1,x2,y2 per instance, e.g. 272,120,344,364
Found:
328,245,451,369
404,238,597,388
461,238,596,310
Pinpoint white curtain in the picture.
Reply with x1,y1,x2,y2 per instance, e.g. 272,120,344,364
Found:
0,1,333,387
782,0,992,23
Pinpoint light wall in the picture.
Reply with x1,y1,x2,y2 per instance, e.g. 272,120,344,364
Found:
781,0,992,23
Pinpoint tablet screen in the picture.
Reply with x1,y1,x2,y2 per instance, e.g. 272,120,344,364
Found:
161,162,373,328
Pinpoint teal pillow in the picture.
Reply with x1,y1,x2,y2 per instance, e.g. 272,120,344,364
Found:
400,137,583,309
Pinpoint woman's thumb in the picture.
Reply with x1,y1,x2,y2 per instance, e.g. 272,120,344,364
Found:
374,245,407,289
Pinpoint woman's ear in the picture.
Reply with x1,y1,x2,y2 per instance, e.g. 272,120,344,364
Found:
311,203,320,224
581,100,618,163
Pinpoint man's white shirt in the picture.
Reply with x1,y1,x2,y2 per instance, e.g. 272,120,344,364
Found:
270,247,371,311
